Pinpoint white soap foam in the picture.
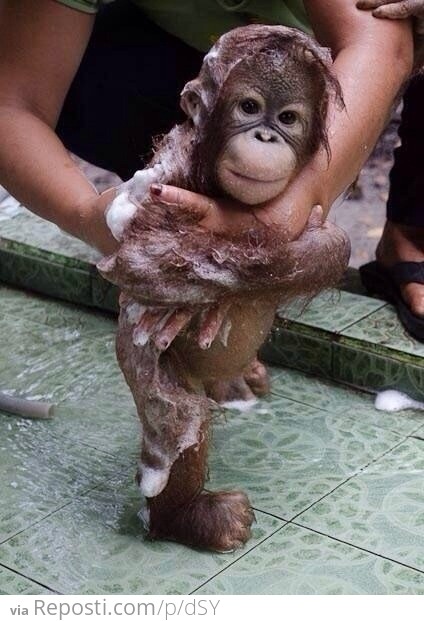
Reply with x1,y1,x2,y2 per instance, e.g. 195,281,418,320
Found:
126,302,146,325
105,191,137,240
131,165,163,202
138,465,170,498
374,390,424,413
133,325,150,347
221,398,258,412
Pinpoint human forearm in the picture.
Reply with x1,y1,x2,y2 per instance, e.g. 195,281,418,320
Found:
263,1,414,237
0,0,116,254
0,104,117,253
308,21,412,208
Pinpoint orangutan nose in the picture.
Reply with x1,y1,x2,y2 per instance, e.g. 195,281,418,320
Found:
254,129,278,143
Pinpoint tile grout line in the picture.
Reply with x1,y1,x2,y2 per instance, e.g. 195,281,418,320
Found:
0,561,59,594
242,434,410,535
0,465,130,547
334,302,389,334
287,434,409,524
188,434,421,593
189,520,289,594
290,522,424,576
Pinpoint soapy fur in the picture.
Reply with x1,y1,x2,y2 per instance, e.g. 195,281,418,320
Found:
98,25,350,551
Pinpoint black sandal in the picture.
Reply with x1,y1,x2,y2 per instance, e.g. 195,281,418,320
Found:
359,261,424,342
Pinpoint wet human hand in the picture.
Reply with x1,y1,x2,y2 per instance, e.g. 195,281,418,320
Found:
146,181,313,244
357,0,424,26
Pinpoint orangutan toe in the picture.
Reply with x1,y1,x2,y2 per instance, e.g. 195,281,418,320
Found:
205,376,256,403
243,358,270,396
148,490,254,552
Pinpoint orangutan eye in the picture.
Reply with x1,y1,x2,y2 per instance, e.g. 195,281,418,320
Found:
278,110,298,125
240,99,260,114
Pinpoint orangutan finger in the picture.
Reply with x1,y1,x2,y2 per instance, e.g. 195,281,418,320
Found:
133,308,172,347
153,309,194,351
197,302,232,349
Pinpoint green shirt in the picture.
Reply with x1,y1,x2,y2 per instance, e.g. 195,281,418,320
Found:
56,0,311,51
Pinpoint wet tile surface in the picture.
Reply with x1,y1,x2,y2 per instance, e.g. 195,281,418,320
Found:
0,413,128,543
0,565,53,595
261,326,333,378
210,395,402,519
270,367,424,435
333,343,424,401
195,523,424,595
296,438,424,572
0,284,423,594
340,305,424,360
0,208,100,266
0,474,282,595
279,290,386,333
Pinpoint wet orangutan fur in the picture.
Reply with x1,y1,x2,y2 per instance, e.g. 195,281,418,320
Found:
98,25,351,551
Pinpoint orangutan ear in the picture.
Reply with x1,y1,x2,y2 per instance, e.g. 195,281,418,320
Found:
180,80,205,126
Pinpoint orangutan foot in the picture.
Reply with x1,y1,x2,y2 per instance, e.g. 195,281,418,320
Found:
148,490,254,552
377,221,424,317
205,358,270,403
205,376,255,403
243,358,270,397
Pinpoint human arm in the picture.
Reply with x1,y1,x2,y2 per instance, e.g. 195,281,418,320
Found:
259,0,414,235
0,0,117,254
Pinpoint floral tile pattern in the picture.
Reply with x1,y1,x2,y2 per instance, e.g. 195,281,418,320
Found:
0,566,53,595
296,438,424,571
340,305,424,360
0,285,116,337
260,325,333,378
0,279,424,593
209,395,402,519
0,208,100,266
0,247,93,308
0,474,282,595
278,290,386,333
194,523,424,595
0,412,127,543
270,367,424,436
333,343,424,401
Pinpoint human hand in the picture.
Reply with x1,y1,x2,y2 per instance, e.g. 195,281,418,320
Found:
357,0,424,29
147,182,305,242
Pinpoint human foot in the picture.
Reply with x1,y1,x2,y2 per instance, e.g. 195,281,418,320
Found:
376,221,424,317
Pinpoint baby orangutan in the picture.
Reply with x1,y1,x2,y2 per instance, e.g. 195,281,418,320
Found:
98,25,351,551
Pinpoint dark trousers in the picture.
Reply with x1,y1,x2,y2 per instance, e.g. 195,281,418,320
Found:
56,0,203,181
387,74,424,227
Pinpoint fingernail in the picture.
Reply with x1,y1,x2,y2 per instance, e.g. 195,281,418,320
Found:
150,183,163,196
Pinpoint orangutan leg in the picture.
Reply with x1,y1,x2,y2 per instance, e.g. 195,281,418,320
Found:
146,421,254,552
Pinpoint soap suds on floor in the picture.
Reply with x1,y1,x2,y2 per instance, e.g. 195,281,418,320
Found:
221,398,258,412
375,389,424,412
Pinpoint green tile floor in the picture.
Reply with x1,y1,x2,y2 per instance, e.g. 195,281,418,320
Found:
0,203,423,594
0,285,423,595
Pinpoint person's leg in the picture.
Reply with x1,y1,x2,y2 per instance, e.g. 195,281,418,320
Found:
376,74,424,318
56,0,203,180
